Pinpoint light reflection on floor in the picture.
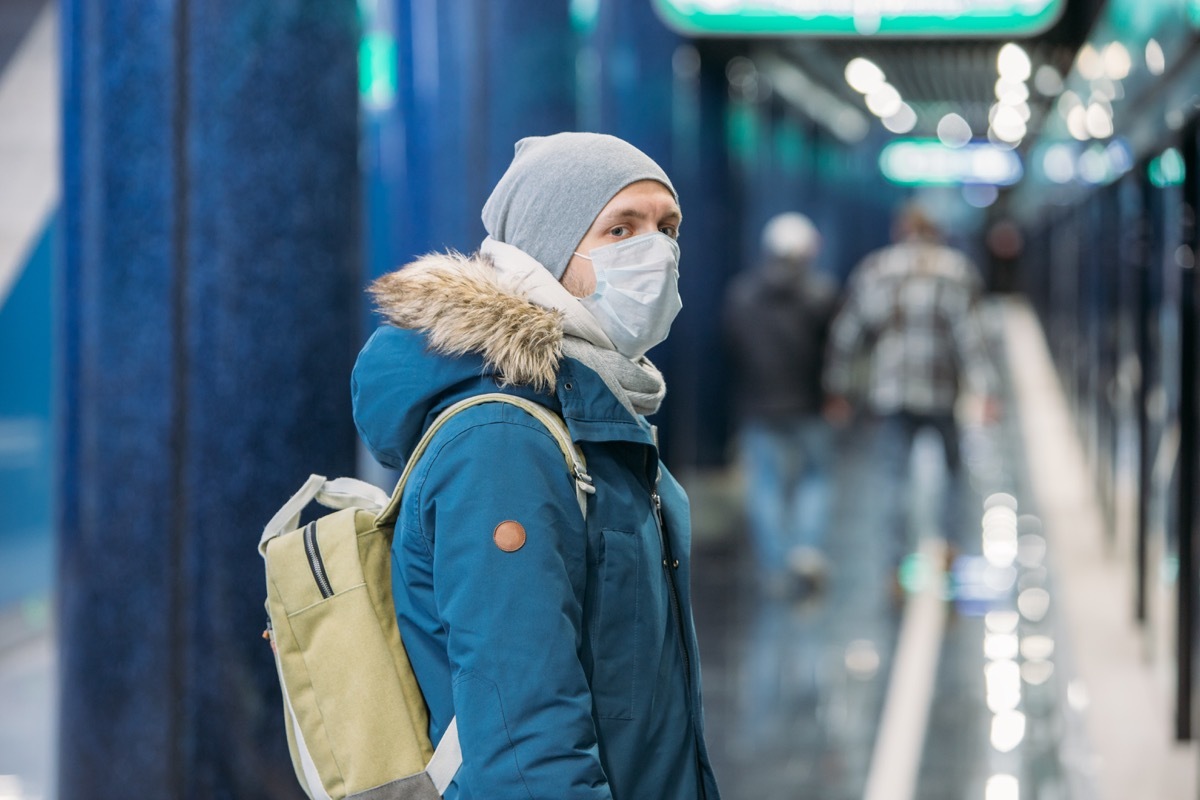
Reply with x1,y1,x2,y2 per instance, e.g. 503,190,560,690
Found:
690,319,1078,800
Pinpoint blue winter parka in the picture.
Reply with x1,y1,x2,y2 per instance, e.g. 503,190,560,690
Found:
351,252,720,800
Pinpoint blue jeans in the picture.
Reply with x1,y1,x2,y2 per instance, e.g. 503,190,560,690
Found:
739,417,833,578
873,411,970,566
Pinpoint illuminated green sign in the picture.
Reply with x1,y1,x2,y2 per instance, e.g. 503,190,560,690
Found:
880,139,1023,186
359,31,397,111
653,0,1065,37
1149,148,1186,188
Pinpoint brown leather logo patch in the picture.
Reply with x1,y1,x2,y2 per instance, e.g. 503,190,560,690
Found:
493,520,526,552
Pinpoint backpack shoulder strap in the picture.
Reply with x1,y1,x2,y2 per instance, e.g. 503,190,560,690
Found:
374,392,593,528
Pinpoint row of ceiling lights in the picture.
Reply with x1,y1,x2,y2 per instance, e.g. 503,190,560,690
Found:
842,43,1066,149
1054,39,1153,143
844,35,1173,153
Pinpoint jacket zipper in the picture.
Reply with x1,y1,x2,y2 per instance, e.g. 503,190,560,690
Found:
652,490,690,688
303,521,334,598
652,489,708,800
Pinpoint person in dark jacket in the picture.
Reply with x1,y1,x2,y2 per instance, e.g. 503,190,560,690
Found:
352,132,721,799
723,212,838,596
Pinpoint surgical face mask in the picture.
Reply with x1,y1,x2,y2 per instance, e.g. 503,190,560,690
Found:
575,232,682,359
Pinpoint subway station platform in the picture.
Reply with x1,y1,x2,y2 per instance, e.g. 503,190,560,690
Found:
2,298,1196,799
1,3,1198,798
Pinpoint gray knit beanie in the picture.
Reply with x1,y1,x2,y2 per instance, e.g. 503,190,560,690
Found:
482,132,677,279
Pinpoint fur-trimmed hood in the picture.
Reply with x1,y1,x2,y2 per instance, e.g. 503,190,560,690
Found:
352,247,660,472
368,251,565,393
352,250,603,472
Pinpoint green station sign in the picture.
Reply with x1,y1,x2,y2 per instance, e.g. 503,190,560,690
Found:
652,0,1066,37
879,139,1024,186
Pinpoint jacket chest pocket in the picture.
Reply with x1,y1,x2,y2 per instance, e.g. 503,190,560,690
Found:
590,527,648,720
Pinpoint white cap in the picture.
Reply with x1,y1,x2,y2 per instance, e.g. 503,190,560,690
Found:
761,212,820,261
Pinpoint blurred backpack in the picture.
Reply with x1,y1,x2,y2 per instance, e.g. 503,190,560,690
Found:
258,393,592,800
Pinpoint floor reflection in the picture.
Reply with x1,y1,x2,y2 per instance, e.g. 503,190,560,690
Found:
690,315,1077,799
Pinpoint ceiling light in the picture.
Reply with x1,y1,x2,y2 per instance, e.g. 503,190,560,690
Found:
883,103,917,134
1146,39,1166,76
1066,106,1089,140
1103,42,1131,81
1042,144,1076,183
990,106,1026,142
866,83,903,118
1086,103,1114,138
937,113,972,148
845,57,885,93
997,43,1031,81
1033,64,1063,96
995,78,1029,105
1076,44,1103,81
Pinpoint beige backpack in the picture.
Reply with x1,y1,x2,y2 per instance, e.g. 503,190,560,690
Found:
259,393,592,799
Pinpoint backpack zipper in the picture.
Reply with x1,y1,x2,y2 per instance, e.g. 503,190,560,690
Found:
303,522,334,598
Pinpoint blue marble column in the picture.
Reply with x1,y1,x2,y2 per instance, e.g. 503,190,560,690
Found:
576,0,741,467
59,1,361,797
363,0,575,279
662,45,741,467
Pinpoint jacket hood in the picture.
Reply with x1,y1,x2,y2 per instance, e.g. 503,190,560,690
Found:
354,251,573,471
368,251,565,392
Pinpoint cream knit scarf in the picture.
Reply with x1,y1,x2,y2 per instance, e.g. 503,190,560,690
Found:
481,237,666,417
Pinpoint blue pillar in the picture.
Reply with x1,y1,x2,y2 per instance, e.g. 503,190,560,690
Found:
58,1,361,797
665,45,741,467
577,0,680,167
363,0,575,279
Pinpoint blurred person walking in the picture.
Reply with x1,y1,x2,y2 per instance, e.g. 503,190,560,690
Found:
823,202,998,597
723,212,838,597
352,132,721,799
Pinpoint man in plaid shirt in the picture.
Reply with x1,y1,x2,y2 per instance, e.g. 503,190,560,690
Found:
824,203,999,594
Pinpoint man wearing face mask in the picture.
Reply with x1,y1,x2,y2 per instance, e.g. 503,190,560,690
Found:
351,132,721,800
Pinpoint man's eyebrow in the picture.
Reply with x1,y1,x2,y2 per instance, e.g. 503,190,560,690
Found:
597,206,683,224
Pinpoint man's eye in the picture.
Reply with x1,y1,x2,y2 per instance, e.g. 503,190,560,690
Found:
660,225,679,239
609,226,629,237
